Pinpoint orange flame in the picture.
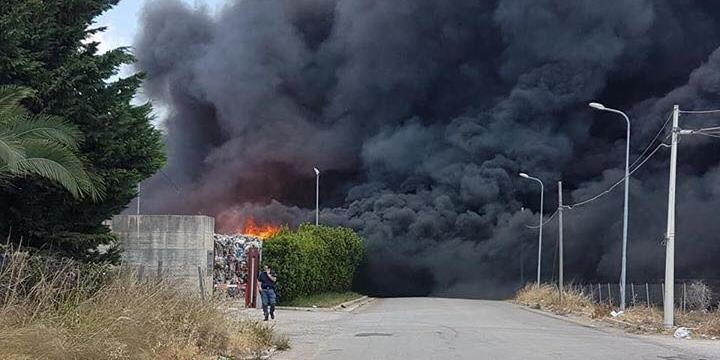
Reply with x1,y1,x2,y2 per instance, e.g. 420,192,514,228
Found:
241,217,281,239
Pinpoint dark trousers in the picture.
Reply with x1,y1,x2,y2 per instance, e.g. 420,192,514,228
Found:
261,288,276,319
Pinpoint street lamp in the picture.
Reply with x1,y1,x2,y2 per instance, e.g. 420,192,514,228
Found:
314,167,320,226
519,172,544,287
589,102,631,313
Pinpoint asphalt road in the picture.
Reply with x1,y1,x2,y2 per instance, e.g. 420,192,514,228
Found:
262,297,720,360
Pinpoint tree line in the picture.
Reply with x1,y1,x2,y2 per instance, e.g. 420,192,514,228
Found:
0,1,165,262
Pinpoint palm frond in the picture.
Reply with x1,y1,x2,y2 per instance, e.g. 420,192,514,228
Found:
0,135,23,166
6,114,82,149
9,157,84,198
4,141,103,200
0,85,103,201
0,85,34,117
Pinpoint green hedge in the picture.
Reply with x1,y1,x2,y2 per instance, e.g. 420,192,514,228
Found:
262,224,364,302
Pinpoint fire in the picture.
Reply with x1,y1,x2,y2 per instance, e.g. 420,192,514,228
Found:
241,217,281,239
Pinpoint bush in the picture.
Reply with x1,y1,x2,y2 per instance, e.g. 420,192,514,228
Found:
687,281,713,311
263,224,365,302
0,249,278,359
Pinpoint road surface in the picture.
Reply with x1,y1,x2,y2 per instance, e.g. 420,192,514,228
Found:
256,298,719,360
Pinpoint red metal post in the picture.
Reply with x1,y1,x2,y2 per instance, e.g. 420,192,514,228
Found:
244,246,261,307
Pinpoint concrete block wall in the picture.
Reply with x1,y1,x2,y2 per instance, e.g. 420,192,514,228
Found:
112,215,214,295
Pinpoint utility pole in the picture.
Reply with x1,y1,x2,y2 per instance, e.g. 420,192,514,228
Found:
558,181,564,300
137,183,141,215
136,183,140,243
520,241,524,286
664,105,680,328
620,113,630,313
538,186,544,287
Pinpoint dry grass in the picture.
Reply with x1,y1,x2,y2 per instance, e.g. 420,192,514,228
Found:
515,283,598,316
515,283,720,339
0,249,282,359
678,310,720,338
621,307,720,338
613,307,667,334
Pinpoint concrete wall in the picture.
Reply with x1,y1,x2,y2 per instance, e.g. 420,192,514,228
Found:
111,215,214,295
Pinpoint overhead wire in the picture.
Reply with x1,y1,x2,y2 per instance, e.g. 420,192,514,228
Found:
525,107,720,284
522,118,672,229
564,143,669,209
679,109,720,114
630,112,672,169
556,112,672,210
693,132,720,140
522,108,719,229
159,169,182,194
691,126,720,133
525,208,559,229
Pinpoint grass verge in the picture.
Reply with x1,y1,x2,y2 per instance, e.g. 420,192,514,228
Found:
0,248,284,359
619,307,720,338
515,283,599,317
282,291,363,308
515,283,720,339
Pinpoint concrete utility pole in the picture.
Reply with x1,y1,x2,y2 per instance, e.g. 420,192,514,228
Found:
520,243,524,286
558,181,564,300
137,183,141,215
589,102,631,312
314,167,320,226
136,184,141,243
664,105,680,328
519,173,544,286
538,185,544,286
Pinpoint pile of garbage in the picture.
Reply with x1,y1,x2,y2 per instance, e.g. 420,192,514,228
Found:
213,233,262,298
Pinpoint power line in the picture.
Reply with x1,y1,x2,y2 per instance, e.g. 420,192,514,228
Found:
520,107,720,249
564,143,669,209
525,208,559,229
693,132,720,140
679,109,720,114
692,126,720,133
630,112,672,169
522,126,672,228
159,169,182,194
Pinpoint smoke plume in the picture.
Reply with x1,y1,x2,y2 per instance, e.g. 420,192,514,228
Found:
136,0,720,297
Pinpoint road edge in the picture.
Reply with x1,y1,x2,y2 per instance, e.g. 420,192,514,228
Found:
512,301,720,358
276,295,374,312
513,302,602,330
335,295,375,312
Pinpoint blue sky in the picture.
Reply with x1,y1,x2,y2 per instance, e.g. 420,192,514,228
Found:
93,0,224,55
92,1,225,117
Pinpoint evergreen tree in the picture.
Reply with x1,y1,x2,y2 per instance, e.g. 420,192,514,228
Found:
0,1,165,262
0,85,103,200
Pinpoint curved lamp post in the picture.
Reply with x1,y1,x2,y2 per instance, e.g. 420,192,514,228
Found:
314,167,320,226
589,102,631,313
520,172,544,287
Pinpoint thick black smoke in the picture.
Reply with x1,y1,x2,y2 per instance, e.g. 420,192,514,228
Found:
136,0,720,298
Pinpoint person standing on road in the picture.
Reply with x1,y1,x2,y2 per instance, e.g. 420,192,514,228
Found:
258,264,278,321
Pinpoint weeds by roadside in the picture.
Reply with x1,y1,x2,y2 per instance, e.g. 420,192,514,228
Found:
0,248,282,359
515,283,597,316
515,283,720,339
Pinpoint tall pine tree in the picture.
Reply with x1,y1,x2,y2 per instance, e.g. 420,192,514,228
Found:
0,0,165,262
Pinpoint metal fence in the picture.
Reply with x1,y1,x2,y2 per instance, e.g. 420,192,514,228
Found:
573,282,718,310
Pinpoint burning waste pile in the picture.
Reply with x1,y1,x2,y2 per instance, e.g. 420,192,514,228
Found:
212,218,281,300
212,233,262,299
